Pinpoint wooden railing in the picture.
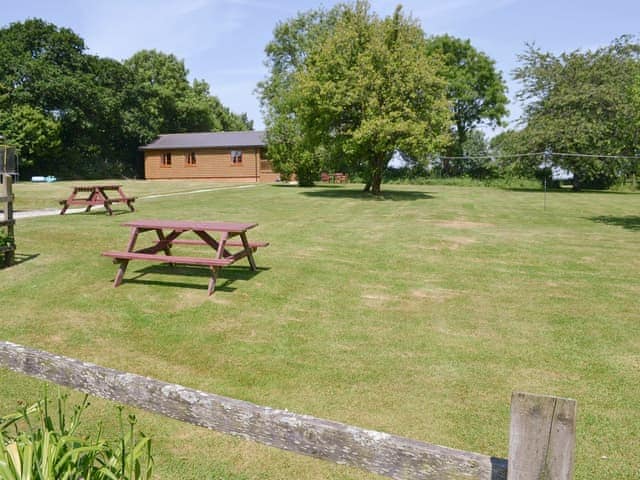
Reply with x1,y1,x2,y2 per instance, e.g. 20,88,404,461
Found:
0,341,576,480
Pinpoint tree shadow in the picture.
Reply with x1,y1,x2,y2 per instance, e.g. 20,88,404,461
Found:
300,187,433,201
503,187,639,195
589,215,640,231
122,264,269,293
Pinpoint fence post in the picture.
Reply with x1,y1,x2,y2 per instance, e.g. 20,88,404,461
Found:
507,392,577,480
1,174,15,266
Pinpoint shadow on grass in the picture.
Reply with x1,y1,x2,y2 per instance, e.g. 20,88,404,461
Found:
300,187,433,201
503,186,639,195
10,252,40,266
86,209,135,216
589,215,640,231
122,264,269,293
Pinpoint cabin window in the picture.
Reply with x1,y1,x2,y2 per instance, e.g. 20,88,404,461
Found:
230,150,243,164
185,152,196,166
161,153,172,167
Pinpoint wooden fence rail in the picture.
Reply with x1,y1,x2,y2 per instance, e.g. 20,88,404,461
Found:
0,341,576,480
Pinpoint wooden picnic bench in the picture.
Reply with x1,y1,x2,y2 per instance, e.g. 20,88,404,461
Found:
320,172,348,183
60,185,136,215
102,219,268,295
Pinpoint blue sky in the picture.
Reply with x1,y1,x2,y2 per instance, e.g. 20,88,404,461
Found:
3,0,640,133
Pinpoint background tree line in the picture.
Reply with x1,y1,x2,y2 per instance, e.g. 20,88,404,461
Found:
492,36,640,189
259,0,640,192
0,19,251,179
2,6,639,190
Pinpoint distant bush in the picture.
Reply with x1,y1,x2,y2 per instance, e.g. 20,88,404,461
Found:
382,172,541,190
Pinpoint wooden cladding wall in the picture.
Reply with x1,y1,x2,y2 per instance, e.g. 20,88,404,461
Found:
145,148,275,182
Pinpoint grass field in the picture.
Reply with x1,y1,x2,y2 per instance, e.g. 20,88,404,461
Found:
1,180,639,479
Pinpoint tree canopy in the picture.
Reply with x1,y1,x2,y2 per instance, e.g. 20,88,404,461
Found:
259,1,451,194
0,19,252,178
424,34,508,159
510,36,640,188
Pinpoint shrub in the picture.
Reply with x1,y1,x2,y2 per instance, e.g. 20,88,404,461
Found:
0,233,15,249
0,389,153,480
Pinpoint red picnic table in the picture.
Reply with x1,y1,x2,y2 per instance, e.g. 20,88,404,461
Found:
59,185,136,215
102,219,268,295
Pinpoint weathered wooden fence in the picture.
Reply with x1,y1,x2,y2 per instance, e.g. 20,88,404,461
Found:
0,174,15,267
0,341,576,480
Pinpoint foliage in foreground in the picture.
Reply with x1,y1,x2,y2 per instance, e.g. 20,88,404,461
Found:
0,390,152,480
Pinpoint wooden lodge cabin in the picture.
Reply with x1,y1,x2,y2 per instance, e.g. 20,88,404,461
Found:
140,131,278,183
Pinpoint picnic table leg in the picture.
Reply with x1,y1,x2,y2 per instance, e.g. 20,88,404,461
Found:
208,267,219,296
98,189,114,215
216,232,229,259
240,233,257,271
112,223,138,286
155,229,172,256
125,228,140,252
59,190,78,214
85,190,98,213
103,200,114,215
118,187,136,212
113,260,129,287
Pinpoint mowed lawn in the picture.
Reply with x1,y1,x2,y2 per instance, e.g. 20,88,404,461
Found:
1,180,639,479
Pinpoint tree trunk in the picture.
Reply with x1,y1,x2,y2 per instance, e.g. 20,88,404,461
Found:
572,174,581,191
370,158,384,195
371,177,381,195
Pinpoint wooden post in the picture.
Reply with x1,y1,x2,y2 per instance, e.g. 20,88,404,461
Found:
507,392,577,480
1,174,15,266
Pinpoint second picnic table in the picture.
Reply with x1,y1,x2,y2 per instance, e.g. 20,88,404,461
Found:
59,185,136,215
102,219,268,295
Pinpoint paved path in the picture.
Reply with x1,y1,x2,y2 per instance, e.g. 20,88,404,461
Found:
12,184,257,219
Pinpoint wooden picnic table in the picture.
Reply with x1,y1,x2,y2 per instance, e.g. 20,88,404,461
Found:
320,172,348,184
59,184,136,215
102,219,268,295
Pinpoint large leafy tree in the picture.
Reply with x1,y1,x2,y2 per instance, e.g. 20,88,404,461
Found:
0,20,252,178
0,19,91,175
513,36,640,189
122,50,252,150
0,104,62,172
425,35,508,160
258,8,341,185
260,1,451,193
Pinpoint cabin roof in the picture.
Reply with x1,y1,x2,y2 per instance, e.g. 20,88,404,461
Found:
140,131,265,150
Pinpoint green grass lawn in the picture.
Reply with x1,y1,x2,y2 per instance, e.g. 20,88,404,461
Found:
1,180,639,479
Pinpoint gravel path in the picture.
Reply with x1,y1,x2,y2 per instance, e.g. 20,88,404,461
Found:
12,184,257,219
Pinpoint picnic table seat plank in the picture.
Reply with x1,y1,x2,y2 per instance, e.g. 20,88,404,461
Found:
102,251,234,296
102,251,234,266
